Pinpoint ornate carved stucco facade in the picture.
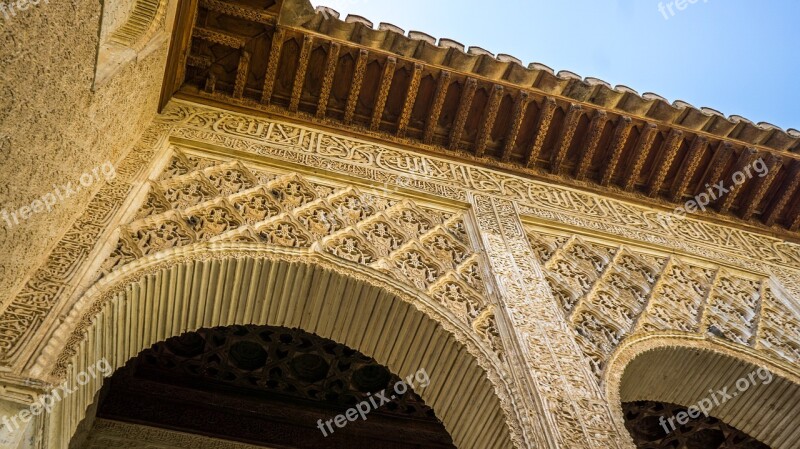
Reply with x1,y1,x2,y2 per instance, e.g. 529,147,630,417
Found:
2,0,800,448
0,100,798,448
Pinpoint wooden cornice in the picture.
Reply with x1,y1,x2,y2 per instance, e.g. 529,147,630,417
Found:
162,0,800,240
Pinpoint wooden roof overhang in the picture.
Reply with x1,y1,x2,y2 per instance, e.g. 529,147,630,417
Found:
161,0,800,240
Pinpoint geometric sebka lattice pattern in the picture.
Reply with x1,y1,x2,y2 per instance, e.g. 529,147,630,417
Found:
622,401,769,449
99,148,503,361
89,325,455,448
527,226,800,383
110,325,440,419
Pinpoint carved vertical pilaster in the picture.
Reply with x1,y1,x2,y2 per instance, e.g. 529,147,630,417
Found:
469,193,631,449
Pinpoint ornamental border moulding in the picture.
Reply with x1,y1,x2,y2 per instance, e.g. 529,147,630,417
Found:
158,99,800,279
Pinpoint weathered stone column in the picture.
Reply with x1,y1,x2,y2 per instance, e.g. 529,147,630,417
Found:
469,193,631,449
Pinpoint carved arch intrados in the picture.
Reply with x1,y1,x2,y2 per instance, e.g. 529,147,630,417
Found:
41,243,519,449
606,333,800,449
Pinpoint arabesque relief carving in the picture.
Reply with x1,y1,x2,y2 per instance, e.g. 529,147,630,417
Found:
0,123,171,364
526,225,800,384
2,100,800,449
96,148,499,362
154,101,800,272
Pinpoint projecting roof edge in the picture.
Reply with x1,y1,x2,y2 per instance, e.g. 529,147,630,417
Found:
286,2,800,154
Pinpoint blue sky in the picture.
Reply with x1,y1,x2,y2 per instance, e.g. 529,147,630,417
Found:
312,0,800,131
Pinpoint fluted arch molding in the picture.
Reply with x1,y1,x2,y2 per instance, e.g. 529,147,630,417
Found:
36,242,526,449
605,332,800,449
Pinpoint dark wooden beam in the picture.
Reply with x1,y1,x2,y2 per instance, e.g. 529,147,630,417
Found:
718,147,758,213
316,41,340,119
525,97,558,167
396,63,423,138
697,142,734,199
232,51,251,99
193,27,246,49
289,35,314,112
647,129,683,197
741,154,783,221
764,161,800,226
790,205,800,232
261,28,285,105
670,135,708,202
187,55,212,70
475,85,504,157
344,49,369,125
201,0,276,24
574,110,607,181
370,56,397,131
525,97,557,168
600,116,634,186
550,103,582,174
159,0,199,111
623,123,658,191
448,78,478,151
173,17,800,236
423,71,451,145
500,91,529,162
204,73,216,94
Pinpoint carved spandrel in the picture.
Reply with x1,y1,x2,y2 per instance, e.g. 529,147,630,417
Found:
523,224,800,385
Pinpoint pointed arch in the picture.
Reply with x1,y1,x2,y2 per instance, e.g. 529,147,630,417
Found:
37,242,521,449
606,332,800,449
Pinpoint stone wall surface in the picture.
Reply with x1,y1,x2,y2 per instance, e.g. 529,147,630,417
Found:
0,0,168,301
